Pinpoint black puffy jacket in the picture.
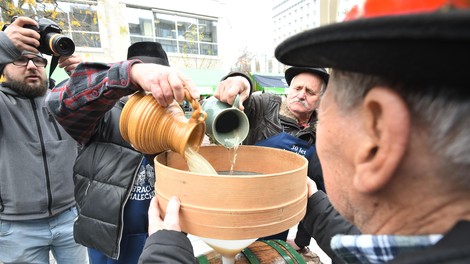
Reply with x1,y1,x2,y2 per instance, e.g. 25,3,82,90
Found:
73,99,151,259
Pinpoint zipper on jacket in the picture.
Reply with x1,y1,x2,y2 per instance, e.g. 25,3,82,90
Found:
0,188,4,212
84,181,91,196
115,155,144,259
48,111,62,140
31,99,53,216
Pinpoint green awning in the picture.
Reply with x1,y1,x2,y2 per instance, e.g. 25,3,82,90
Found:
263,87,288,94
180,68,226,95
251,73,288,95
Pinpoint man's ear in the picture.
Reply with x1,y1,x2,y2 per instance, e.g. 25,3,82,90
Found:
353,87,410,193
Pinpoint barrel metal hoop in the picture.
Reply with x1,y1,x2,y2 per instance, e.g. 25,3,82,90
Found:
241,246,260,264
273,239,306,264
262,240,295,264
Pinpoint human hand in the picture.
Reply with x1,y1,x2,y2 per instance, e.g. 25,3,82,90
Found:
58,54,83,75
148,196,182,236
307,177,318,197
130,63,198,107
214,76,250,110
3,17,40,54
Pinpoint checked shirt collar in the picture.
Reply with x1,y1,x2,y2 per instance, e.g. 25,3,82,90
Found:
330,233,443,263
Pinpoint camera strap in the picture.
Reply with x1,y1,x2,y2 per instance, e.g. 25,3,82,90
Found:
49,55,59,78
47,56,60,89
48,56,61,89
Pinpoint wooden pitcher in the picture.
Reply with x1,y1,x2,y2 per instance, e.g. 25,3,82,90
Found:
119,90,207,157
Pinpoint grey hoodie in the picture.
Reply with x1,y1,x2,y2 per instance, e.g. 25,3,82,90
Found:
0,31,21,74
0,31,77,220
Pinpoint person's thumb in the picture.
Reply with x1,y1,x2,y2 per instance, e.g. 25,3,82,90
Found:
163,196,181,231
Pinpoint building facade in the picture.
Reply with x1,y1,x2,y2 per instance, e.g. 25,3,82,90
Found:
267,0,358,73
1,0,358,83
272,0,321,48
1,0,241,85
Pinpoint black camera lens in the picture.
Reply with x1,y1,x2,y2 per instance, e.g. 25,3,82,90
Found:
46,33,75,56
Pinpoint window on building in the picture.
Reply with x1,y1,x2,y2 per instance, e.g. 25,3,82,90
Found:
64,2,100,48
128,8,155,43
0,0,101,48
126,7,218,56
154,13,178,53
177,16,198,55
198,19,218,55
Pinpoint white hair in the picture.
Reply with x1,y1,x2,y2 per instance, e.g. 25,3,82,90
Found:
330,70,470,188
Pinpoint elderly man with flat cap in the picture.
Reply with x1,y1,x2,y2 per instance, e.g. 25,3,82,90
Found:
137,0,470,263
215,65,331,261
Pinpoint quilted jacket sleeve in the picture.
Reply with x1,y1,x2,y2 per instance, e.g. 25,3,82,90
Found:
138,230,197,264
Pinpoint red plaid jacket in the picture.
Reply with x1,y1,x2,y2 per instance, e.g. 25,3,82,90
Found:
46,60,141,145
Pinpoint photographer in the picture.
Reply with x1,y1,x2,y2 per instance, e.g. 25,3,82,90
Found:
0,16,87,263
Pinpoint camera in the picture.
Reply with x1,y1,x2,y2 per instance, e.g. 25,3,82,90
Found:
23,17,75,57
2,17,76,56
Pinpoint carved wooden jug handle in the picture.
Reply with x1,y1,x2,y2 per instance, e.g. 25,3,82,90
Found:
185,89,207,124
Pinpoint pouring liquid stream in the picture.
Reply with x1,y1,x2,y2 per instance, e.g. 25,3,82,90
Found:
226,131,240,175
183,134,249,264
185,145,218,175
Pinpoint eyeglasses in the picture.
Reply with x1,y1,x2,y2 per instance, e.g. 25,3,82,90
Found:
12,56,48,68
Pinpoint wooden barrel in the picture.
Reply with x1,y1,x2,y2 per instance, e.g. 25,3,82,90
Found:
196,240,306,264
